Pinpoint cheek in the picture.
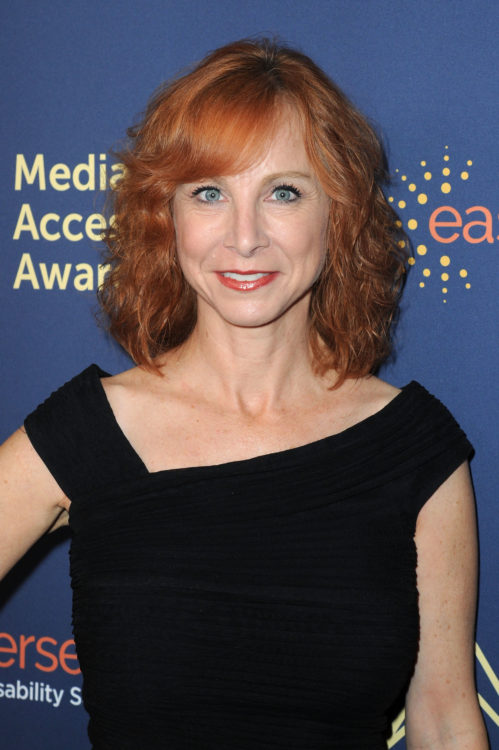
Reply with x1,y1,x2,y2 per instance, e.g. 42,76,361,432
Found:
311,246,327,285
175,210,218,256
172,226,196,283
304,213,329,282
173,217,201,266
173,223,215,292
297,215,329,264
316,205,330,256
173,202,202,252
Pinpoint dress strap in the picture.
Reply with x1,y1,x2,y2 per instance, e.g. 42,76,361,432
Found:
24,364,148,500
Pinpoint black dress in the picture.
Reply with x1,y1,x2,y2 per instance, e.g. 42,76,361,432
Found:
25,365,472,749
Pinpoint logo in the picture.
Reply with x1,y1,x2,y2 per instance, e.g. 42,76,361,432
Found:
0,631,82,710
0,631,80,675
9,153,123,292
388,147,495,303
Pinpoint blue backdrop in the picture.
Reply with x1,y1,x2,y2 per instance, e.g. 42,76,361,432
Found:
1,1,497,747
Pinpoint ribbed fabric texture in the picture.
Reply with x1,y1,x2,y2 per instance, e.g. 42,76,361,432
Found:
25,365,472,749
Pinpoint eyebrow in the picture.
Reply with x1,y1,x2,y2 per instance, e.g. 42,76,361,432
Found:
182,171,315,189
209,171,313,181
263,171,314,182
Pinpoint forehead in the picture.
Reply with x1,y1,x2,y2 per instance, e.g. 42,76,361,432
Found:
260,111,309,160
174,98,316,185
236,126,314,185
206,111,315,184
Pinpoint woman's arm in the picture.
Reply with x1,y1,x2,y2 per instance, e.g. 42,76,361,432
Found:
405,461,489,749
0,427,69,580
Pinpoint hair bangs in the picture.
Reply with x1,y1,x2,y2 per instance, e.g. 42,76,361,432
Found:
168,84,284,184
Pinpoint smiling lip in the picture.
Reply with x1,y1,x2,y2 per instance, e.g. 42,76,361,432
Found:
215,271,278,291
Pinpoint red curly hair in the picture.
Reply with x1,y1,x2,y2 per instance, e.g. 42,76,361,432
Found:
100,38,407,382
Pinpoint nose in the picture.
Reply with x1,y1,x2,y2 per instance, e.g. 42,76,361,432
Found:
222,203,270,257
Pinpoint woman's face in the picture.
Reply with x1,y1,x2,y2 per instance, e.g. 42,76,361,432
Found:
172,113,330,333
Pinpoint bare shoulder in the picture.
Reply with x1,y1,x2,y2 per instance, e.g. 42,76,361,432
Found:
100,363,152,393
97,357,203,472
331,374,401,425
351,374,401,406
98,362,184,454
303,373,402,442
100,364,165,414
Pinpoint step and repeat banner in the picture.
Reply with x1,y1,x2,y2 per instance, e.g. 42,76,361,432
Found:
1,1,497,747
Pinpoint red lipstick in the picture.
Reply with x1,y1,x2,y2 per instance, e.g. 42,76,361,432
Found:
215,271,278,291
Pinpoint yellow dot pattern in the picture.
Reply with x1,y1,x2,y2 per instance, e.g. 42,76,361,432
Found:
394,147,474,300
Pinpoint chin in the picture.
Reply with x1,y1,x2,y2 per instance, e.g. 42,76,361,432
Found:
224,313,281,329
227,305,301,330
198,291,309,330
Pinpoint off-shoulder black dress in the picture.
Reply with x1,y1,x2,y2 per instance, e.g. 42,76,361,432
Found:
25,365,472,749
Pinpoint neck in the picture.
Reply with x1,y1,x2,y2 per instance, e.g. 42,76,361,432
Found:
163,306,331,418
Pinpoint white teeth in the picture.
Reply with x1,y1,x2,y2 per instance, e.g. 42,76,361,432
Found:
222,272,268,281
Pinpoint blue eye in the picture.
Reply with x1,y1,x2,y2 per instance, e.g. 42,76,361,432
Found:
271,185,302,202
192,186,221,202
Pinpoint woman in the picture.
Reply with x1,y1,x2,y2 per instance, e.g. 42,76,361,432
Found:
0,39,488,749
